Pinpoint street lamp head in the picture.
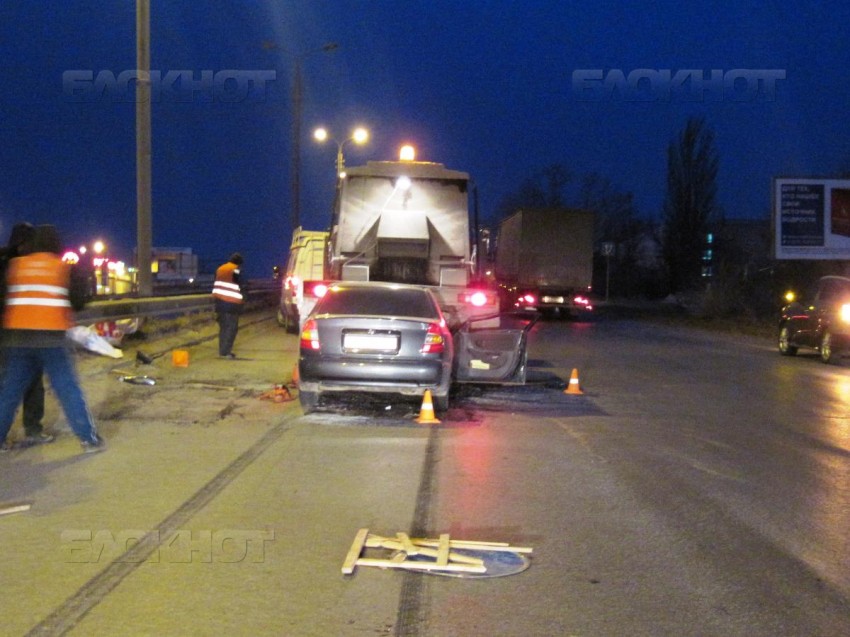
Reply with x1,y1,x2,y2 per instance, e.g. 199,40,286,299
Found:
313,127,329,142
352,127,369,145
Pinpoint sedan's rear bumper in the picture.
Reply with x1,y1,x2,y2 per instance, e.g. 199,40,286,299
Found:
300,357,446,387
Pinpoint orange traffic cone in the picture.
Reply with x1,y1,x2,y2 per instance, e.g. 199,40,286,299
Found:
415,390,441,424
564,368,584,395
292,364,300,386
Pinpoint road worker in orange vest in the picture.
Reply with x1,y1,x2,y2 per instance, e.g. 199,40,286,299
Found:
0,222,51,446
212,252,244,359
0,225,104,454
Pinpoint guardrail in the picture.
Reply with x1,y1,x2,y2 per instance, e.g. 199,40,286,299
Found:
74,281,279,325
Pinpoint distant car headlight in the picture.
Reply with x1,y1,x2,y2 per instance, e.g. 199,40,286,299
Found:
841,304,850,323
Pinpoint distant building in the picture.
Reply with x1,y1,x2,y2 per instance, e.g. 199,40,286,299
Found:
150,247,199,282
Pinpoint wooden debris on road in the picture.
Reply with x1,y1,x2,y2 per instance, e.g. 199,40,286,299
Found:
341,528,532,575
0,501,32,517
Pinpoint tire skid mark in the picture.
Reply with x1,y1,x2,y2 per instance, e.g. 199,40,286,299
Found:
25,420,290,637
394,426,439,636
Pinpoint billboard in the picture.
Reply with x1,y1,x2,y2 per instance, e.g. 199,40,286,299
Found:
773,178,850,259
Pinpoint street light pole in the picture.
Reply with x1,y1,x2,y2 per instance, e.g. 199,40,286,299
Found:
313,127,369,180
291,59,304,231
136,0,152,296
290,43,338,232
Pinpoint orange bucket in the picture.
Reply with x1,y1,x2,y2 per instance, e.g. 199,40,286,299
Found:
172,350,189,367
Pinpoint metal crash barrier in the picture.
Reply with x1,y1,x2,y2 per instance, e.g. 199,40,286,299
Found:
74,282,278,326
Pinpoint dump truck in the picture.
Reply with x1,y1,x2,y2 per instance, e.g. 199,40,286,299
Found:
495,207,595,318
324,149,498,329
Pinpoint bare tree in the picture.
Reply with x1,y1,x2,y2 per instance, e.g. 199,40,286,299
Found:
495,164,572,218
662,117,721,293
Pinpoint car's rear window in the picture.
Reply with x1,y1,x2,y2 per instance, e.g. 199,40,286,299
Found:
315,286,438,318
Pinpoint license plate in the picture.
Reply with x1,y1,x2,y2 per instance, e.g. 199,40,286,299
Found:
343,333,399,351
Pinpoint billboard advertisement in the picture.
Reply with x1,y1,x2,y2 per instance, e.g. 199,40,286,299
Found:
773,178,850,259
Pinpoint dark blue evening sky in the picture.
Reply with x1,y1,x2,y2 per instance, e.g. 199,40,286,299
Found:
1,1,849,278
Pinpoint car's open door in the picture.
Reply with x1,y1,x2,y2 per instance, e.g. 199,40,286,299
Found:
453,311,539,384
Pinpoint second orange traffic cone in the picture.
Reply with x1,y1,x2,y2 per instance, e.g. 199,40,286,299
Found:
415,389,441,424
564,368,584,395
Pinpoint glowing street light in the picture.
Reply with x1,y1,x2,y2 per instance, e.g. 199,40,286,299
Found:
313,126,369,178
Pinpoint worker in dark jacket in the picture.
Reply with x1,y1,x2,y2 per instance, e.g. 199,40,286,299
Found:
0,225,104,454
0,223,51,446
212,252,245,358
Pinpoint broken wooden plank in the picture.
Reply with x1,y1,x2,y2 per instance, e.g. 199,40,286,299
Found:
396,532,419,556
365,535,484,566
341,528,370,575
435,533,450,567
354,558,486,574
412,538,534,554
0,501,32,517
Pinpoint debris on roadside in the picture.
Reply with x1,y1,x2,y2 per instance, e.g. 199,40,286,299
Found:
258,384,294,403
185,382,236,391
118,375,156,386
67,325,123,359
0,501,32,517
342,529,532,576
135,350,154,365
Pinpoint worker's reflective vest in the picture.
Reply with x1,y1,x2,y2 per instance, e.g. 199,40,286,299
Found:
212,262,244,304
3,252,73,331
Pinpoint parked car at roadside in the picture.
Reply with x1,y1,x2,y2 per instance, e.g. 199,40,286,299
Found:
779,275,850,363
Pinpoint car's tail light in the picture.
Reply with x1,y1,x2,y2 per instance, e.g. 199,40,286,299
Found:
574,295,593,310
303,281,329,299
467,291,488,307
458,289,496,307
515,293,536,307
300,319,320,350
284,275,300,291
420,322,445,354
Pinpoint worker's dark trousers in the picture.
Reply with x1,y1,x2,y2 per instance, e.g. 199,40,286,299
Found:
217,311,240,356
0,350,45,436
22,375,45,436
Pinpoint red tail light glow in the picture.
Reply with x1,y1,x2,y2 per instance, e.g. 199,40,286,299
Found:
459,289,496,307
300,319,320,350
420,322,445,354
303,281,329,298
467,290,488,307
284,275,300,291
574,296,593,310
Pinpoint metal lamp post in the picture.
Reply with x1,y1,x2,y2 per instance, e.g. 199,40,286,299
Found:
290,43,338,231
136,0,152,296
313,127,370,179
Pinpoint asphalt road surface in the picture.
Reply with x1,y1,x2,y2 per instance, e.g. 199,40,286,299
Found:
1,308,849,636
